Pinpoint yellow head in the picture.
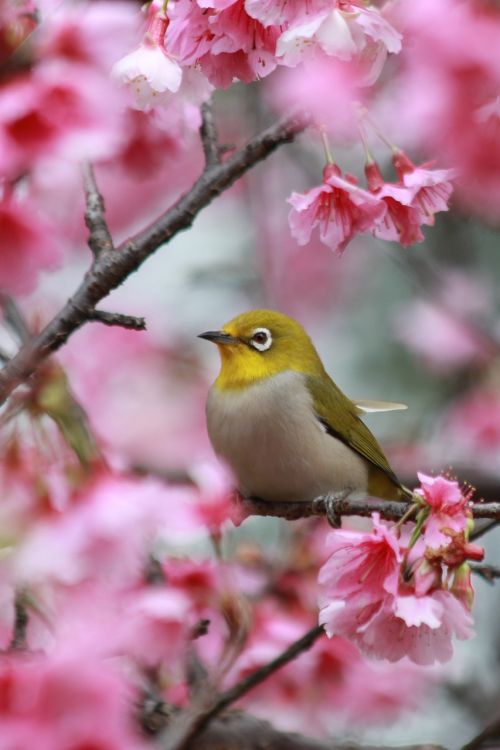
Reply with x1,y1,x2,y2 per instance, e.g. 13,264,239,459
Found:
199,310,326,390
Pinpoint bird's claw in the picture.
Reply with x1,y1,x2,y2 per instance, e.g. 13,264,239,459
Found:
314,489,353,528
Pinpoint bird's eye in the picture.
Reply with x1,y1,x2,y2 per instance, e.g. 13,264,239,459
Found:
250,327,272,352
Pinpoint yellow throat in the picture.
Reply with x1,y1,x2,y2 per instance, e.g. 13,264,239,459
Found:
200,310,326,390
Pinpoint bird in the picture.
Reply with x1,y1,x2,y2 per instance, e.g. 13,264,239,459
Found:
199,310,411,509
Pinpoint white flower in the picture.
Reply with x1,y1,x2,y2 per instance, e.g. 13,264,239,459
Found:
112,43,183,110
276,3,401,83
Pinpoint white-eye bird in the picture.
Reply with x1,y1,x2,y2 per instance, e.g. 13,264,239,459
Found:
200,310,410,504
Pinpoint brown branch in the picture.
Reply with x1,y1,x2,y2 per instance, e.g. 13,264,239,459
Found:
240,495,500,523
461,714,500,750
0,114,307,407
200,100,220,167
87,310,146,330
470,563,500,583
82,162,114,255
9,591,28,651
152,704,446,750
470,519,500,541
0,294,31,343
160,624,324,750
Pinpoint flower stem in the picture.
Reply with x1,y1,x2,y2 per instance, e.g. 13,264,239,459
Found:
364,112,398,153
320,129,334,165
394,502,420,530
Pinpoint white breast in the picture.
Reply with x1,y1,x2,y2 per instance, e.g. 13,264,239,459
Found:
206,371,369,503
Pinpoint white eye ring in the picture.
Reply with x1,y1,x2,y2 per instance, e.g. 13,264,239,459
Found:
250,327,272,352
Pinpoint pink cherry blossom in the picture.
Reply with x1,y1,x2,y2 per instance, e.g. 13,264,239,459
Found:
318,509,480,665
288,164,386,254
393,151,455,226
365,161,425,246
246,0,331,27
360,589,474,665
0,653,148,749
0,194,62,294
167,0,279,87
416,472,471,548
0,61,124,178
38,1,141,71
276,2,401,83
112,11,183,110
318,514,400,623
14,471,202,589
391,0,500,218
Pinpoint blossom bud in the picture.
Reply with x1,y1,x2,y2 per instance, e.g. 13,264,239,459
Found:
451,564,475,611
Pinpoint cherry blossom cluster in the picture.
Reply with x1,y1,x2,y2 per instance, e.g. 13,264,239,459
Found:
0,397,429,742
163,0,401,89
319,474,484,665
289,151,455,255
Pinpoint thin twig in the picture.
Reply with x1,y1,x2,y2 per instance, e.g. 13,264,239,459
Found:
0,294,31,344
88,310,146,331
200,100,220,167
82,162,114,256
9,591,28,651
161,624,324,750
0,114,307,406
470,563,500,583
158,708,446,750
470,519,500,541
461,714,500,750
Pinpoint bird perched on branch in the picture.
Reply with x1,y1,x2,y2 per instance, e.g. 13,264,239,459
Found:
200,310,410,508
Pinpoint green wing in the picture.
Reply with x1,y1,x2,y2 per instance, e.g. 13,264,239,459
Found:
306,373,400,486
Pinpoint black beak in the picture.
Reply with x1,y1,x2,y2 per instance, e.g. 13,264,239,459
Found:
198,330,240,345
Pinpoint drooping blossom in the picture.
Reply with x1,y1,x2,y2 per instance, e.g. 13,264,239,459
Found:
356,588,475,665
276,2,402,84
112,6,182,110
393,151,455,227
390,0,500,218
318,500,482,665
365,160,425,246
288,163,386,254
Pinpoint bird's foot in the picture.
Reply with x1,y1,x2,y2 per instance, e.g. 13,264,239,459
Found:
314,489,353,528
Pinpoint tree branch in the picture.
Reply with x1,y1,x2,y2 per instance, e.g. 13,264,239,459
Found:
9,591,28,651
470,563,500,583
87,310,146,330
200,100,220,167
160,624,324,750
0,114,306,407
156,708,447,750
82,162,114,256
461,714,500,750
0,294,31,344
239,495,500,523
